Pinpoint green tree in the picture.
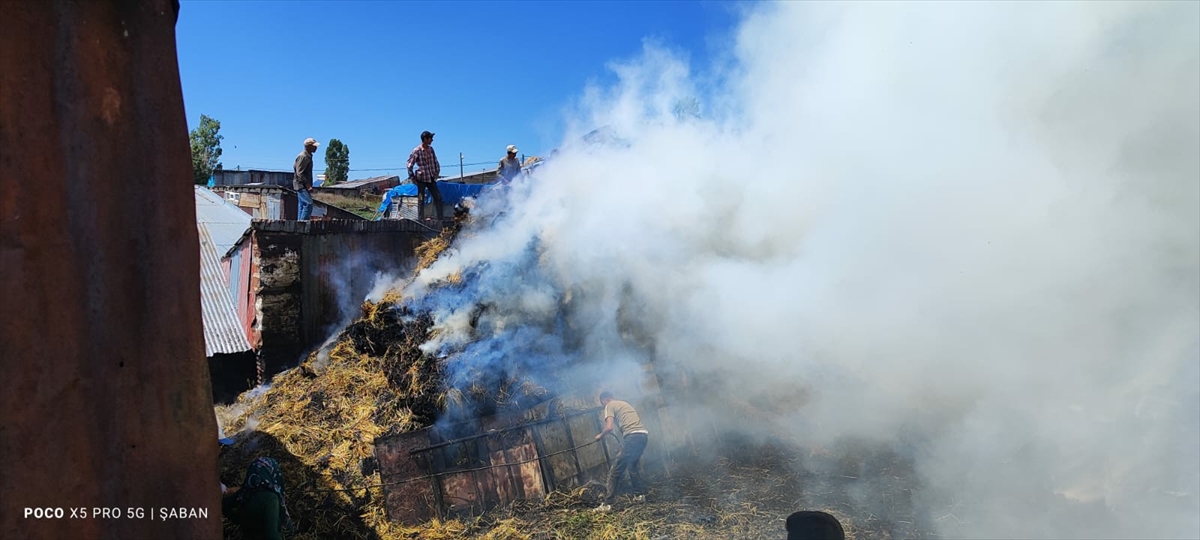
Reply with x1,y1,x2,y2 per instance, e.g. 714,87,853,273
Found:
324,139,350,185
189,114,223,184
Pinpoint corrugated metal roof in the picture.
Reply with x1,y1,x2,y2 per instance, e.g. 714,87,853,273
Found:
198,224,252,356
195,186,251,255
212,169,293,187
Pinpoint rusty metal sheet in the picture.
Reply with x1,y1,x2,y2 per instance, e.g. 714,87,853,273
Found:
483,427,545,506
534,420,583,488
0,1,221,538
379,408,616,524
374,429,440,523
440,471,482,515
485,448,518,505
569,413,609,476
475,464,502,512
490,439,544,502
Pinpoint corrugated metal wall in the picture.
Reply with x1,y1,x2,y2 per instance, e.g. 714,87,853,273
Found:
228,240,258,352
0,1,221,537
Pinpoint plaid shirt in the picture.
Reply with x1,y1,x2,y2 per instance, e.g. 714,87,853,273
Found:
407,144,440,182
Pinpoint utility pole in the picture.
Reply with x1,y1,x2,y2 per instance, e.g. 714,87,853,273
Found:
459,152,464,180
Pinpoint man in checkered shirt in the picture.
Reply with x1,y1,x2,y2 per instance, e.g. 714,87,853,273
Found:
407,130,443,221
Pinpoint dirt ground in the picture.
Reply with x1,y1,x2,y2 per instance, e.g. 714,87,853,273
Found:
394,438,937,539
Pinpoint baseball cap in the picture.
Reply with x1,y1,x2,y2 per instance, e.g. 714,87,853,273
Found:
506,145,518,154
421,130,435,139
304,137,319,147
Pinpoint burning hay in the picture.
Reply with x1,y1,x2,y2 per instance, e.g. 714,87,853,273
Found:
216,227,558,539
415,222,460,272
215,293,436,539
214,219,466,539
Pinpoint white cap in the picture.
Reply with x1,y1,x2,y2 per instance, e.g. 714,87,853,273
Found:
304,137,319,147
506,145,518,154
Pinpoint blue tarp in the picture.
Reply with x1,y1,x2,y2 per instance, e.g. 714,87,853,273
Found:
377,181,497,216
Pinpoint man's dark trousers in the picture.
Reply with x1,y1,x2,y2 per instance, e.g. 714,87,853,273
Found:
417,180,444,220
605,433,648,502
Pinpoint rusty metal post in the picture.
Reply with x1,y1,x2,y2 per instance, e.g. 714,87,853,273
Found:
0,1,221,538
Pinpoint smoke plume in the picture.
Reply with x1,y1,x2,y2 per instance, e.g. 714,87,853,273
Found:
400,2,1199,538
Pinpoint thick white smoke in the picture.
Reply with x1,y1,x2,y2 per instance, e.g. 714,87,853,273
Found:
405,2,1199,538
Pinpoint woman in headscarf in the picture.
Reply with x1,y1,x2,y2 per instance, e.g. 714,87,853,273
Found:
222,457,294,540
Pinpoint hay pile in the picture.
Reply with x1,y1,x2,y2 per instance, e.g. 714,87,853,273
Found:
216,293,436,539
216,222,556,539
216,222,465,539
415,225,458,272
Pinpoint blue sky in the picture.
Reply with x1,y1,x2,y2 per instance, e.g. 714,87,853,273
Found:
177,1,740,178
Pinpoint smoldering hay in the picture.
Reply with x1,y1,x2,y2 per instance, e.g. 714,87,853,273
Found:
384,1,1200,538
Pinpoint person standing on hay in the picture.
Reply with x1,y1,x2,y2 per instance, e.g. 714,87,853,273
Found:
594,391,649,509
222,457,294,540
407,130,443,222
497,144,522,185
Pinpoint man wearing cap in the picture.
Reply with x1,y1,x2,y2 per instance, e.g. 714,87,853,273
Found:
407,131,443,221
294,138,318,220
498,145,522,184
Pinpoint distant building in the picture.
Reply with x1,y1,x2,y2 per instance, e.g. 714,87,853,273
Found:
214,184,364,221
211,169,293,188
454,168,501,185
315,175,401,196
